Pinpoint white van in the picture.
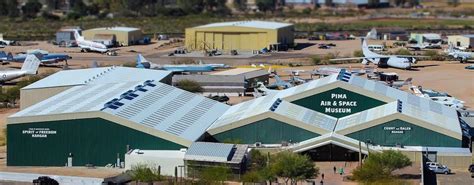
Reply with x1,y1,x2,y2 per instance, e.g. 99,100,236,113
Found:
368,45,384,52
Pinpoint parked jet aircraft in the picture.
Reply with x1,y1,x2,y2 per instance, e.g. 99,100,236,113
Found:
73,30,116,54
12,49,71,64
331,38,425,69
136,54,214,73
0,55,41,83
266,75,293,89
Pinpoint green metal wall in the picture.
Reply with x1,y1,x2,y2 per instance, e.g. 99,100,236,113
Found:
346,119,461,147
292,87,386,118
212,118,320,144
7,118,184,166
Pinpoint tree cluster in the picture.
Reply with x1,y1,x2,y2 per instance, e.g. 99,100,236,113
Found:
0,0,233,19
352,150,412,182
242,150,319,185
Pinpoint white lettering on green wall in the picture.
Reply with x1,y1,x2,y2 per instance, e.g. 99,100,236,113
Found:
22,128,57,138
383,126,412,134
321,93,357,114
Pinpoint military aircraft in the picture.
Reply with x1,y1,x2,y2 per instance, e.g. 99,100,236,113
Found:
11,49,71,65
385,78,412,89
446,44,474,63
410,85,465,110
136,54,214,73
255,82,279,96
331,38,425,69
266,75,293,89
0,51,13,64
0,54,41,83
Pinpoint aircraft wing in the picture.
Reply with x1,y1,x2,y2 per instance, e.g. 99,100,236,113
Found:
394,55,428,58
329,57,387,61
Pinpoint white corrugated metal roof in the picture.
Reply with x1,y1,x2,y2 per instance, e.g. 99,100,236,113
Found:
87,27,140,32
184,142,234,162
335,102,398,131
195,21,293,30
23,67,171,90
212,68,262,75
274,101,337,131
13,81,230,142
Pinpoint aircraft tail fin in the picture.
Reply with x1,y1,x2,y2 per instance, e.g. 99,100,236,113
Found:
274,75,284,84
137,54,150,68
91,61,99,68
73,30,84,42
21,54,41,74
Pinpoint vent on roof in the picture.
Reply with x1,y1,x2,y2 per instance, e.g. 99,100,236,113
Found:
397,100,403,113
269,98,282,112
337,69,352,82
104,98,124,110
144,80,156,87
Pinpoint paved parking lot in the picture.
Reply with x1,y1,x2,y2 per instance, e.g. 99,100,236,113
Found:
437,170,473,185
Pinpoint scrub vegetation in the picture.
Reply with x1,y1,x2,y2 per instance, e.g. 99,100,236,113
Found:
242,150,319,184
352,150,412,183
175,79,203,93
0,75,43,108
130,164,163,183
0,128,6,146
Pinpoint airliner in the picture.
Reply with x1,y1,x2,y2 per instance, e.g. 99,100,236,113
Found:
73,30,114,54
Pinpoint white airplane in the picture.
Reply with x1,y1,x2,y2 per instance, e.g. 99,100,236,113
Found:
331,38,425,69
255,82,279,95
73,30,114,54
285,69,306,76
410,85,465,110
0,54,41,83
446,44,474,63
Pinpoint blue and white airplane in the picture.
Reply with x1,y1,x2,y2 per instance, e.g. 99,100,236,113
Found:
136,54,214,73
12,49,71,64
0,51,13,64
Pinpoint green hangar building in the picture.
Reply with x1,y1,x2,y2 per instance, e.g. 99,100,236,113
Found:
7,71,471,168
8,81,229,166
206,73,471,166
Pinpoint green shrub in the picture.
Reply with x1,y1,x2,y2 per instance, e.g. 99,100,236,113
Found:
353,50,363,57
175,79,203,93
352,150,412,182
130,164,162,183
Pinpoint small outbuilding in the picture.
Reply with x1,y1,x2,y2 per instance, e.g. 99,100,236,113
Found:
448,35,474,49
172,75,246,96
83,27,145,46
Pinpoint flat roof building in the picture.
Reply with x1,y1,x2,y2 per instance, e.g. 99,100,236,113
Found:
172,75,246,96
185,21,294,52
211,68,270,90
20,67,172,110
83,27,144,46
448,35,474,49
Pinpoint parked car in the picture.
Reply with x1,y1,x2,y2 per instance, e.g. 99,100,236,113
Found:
426,162,443,168
469,164,474,172
429,165,451,174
